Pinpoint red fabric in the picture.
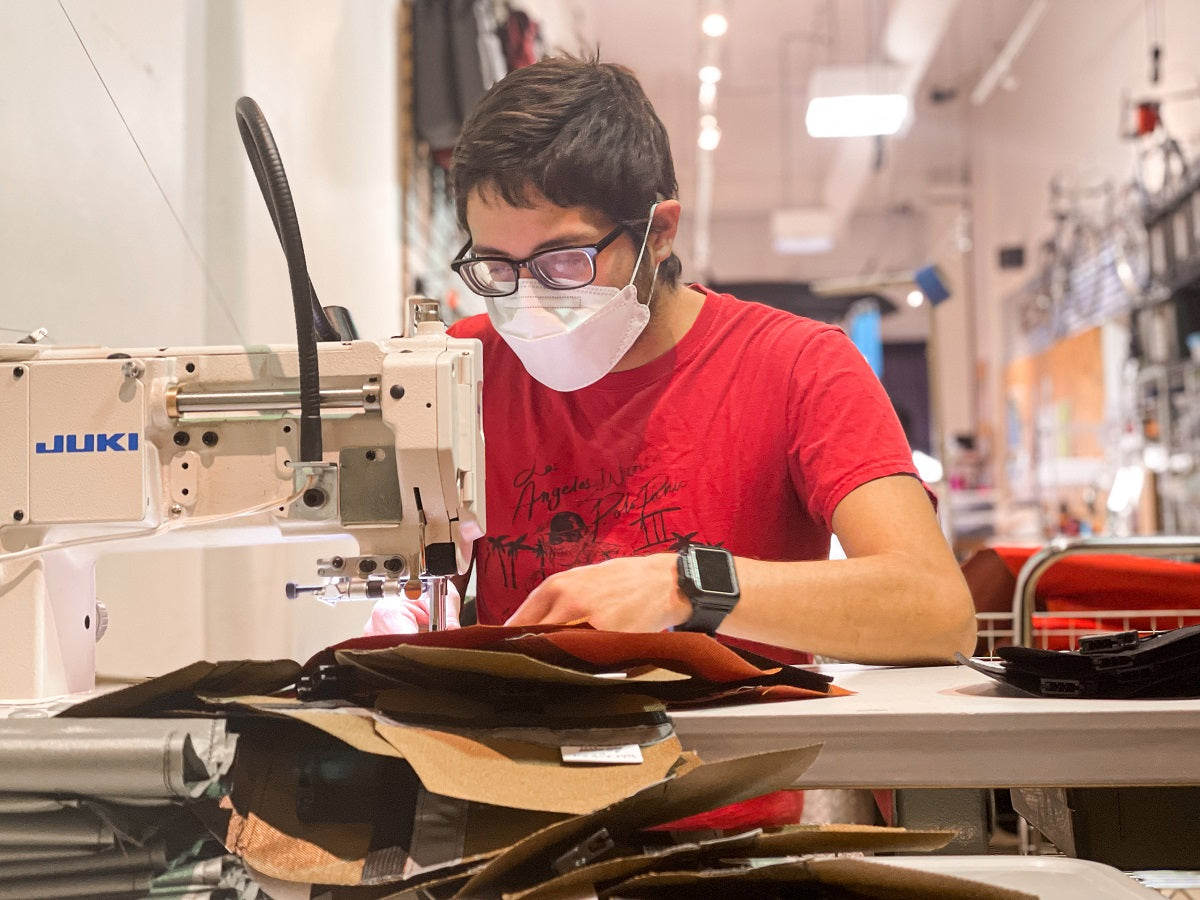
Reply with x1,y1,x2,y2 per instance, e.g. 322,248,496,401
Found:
872,789,893,826
500,9,539,71
449,286,919,664
647,789,805,832
992,546,1200,614
990,546,1200,647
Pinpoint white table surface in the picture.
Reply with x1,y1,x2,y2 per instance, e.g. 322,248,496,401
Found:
671,663,1200,789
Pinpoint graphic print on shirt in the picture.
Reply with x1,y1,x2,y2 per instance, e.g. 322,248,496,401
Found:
482,454,701,592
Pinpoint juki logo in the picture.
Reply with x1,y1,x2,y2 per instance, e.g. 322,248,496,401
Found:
34,433,140,454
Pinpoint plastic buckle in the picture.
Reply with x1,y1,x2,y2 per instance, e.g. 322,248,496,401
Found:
553,828,615,874
296,664,357,701
1079,630,1140,654
1040,677,1084,697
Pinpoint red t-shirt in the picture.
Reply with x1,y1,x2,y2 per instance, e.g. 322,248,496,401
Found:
448,285,919,661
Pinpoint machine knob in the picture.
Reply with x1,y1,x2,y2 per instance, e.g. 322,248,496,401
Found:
94,600,109,642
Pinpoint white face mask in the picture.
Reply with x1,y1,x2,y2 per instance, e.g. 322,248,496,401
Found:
485,209,659,392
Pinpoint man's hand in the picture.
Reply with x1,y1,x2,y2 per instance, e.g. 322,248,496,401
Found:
504,553,692,632
364,580,462,635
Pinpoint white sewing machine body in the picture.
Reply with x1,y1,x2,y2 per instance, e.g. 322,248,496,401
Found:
0,324,484,700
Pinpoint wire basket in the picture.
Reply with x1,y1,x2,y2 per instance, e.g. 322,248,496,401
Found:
977,608,1200,656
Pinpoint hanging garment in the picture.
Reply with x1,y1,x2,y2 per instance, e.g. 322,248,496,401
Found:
498,6,539,70
412,0,507,166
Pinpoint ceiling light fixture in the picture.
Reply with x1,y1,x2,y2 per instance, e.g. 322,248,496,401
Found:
694,0,726,279
770,208,835,255
698,114,721,150
701,12,728,37
805,65,910,138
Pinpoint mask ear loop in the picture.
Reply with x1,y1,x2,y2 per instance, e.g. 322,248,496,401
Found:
630,200,661,274
630,200,663,304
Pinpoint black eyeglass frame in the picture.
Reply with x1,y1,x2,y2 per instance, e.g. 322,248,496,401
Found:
450,223,642,298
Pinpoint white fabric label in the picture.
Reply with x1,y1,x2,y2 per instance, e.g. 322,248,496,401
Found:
560,744,644,765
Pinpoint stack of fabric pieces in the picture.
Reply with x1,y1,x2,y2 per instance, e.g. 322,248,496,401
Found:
54,625,1032,898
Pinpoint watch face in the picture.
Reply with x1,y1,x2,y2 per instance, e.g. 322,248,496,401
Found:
690,546,737,596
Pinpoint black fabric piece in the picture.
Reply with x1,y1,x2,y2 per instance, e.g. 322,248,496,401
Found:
959,623,1200,698
372,702,670,734
58,659,300,718
346,658,833,707
295,746,420,855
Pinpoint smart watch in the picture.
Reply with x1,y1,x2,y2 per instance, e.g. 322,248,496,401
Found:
676,543,740,634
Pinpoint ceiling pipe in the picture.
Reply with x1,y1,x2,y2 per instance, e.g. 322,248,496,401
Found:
969,0,1048,106
829,0,959,224
776,0,960,253
885,0,961,99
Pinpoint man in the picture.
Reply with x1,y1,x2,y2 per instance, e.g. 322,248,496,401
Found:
370,55,975,666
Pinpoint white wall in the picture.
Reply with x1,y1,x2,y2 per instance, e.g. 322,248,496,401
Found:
2,0,206,346
2,0,402,678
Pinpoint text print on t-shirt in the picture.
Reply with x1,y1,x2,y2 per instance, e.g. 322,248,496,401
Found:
483,457,699,591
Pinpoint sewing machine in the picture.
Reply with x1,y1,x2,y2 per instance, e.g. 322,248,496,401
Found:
0,303,484,701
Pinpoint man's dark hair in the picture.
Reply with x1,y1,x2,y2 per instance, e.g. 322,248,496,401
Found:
451,55,682,285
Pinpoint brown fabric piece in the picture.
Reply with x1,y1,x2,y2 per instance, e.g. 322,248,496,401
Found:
58,659,300,718
371,685,673,746
217,699,682,817
220,718,555,887
222,736,370,885
278,705,406,758
372,721,684,815
509,825,957,900
507,630,802,682
751,823,956,854
507,630,848,700
456,744,823,898
600,857,1036,899
305,624,581,671
337,642,667,690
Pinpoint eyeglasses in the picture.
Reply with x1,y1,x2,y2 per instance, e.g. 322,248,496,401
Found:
450,224,634,298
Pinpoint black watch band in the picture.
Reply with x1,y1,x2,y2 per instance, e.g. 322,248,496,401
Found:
676,544,740,634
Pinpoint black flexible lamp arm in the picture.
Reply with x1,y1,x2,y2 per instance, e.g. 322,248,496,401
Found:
234,96,332,462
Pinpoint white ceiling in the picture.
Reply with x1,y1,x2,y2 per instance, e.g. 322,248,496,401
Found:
580,0,1038,316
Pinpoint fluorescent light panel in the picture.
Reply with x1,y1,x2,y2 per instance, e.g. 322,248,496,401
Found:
805,65,910,138
771,207,835,255
806,93,908,137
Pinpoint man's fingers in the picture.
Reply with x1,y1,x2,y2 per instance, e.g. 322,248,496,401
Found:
365,600,422,636
504,583,570,626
